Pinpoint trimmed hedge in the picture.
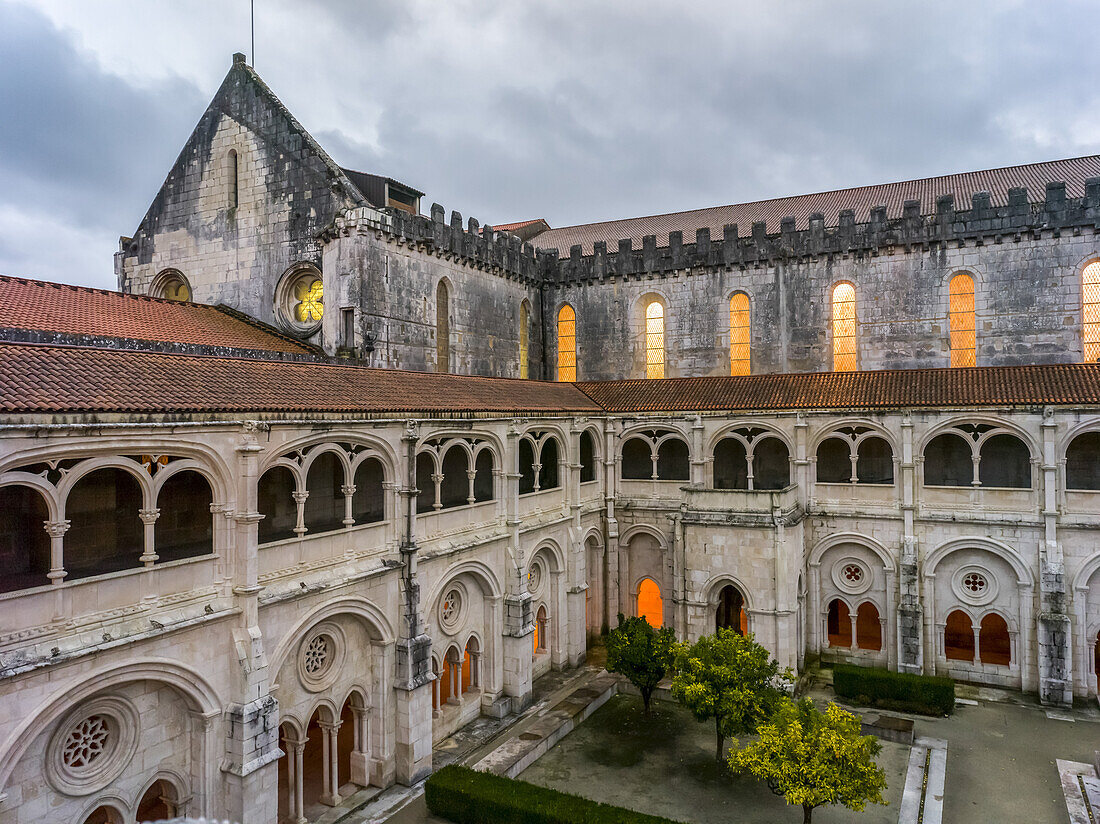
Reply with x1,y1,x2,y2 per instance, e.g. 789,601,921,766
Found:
425,764,687,824
833,663,955,716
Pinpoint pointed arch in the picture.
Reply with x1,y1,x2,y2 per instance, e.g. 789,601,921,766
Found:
557,304,576,381
831,281,857,371
949,272,976,367
645,300,665,379
519,299,530,379
1084,259,1100,362
436,279,451,374
729,292,750,376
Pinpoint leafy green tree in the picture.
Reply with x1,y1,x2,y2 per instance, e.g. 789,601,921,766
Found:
605,614,676,714
728,698,887,824
670,628,791,762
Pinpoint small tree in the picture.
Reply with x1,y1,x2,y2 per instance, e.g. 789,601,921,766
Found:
605,613,676,714
728,698,887,824
671,628,790,762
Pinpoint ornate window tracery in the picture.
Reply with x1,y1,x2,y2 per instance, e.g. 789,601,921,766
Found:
1084,260,1100,362
729,292,750,376
949,272,976,367
557,304,576,381
645,300,665,379
831,282,857,371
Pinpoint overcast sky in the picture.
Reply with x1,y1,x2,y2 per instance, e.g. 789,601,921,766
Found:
3,0,1100,289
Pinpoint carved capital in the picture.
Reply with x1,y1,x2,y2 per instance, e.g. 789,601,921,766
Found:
340,484,357,496
44,519,70,538
138,508,161,525
292,491,310,505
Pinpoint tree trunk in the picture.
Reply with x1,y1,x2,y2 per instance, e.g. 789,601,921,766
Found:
803,804,813,823
641,688,651,715
715,719,724,763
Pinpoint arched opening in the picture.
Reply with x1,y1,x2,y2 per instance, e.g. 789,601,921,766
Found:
136,778,177,822
534,605,548,655
65,467,143,580
637,578,663,627
832,282,857,371
431,658,442,711
816,437,852,483
924,433,973,487
473,450,494,502
155,470,213,562
277,723,294,822
855,602,882,651
621,437,654,480
1066,432,1100,490
978,434,1031,488
302,710,327,814
1083,260,1100,362
944,610,975,661
645,300,665,379
304,451,346,534
538,438,560,490
1094,631,1100,691
979,613,1011,666
656,438,689,481
337,699,355,792
949,272,976,367
519,439,536,494
153,269,191,302
436,280,450,374
856,437,894,485
729,292,750,376
464,636,480,691
580,430,597,483
81,806,123,824
415,453,435,513
557,304,577,381
439,446,470,509
352,457,385,524
0,484,50,593
715,585,747,635
258,466,297,543
227,149,239,210
519,300,530,379
714,437,749,489
753,437,790,490
827,599,852,647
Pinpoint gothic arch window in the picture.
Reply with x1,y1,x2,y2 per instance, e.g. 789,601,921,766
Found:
352,458,386,524
1066,432,1100,490
518,433,562,494
637,578,663,627
0,483,51,593
622,430,690,481
713,429,791,490
645,300,665,379
831,282,857,371
855,602,882,651
155,470,213,562
579,430,597,483
557,304,576,381
436,280,450,374
65,468,143,580
151,269,192,302
979,613,1011,665
923,424,1032,489
949,272,976,367
1084,260,1100,362
258,466,297,543
978,434,1031,488
827,598,852,647
924,432,973,486
519,300,530,379
715,585,747,635
304,451,345,534
439,446,469,508
729,292,750,376
944,610,974,661
227,149,239,211
816,428,894,485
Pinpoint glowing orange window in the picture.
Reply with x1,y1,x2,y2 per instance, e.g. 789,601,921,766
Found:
729,293,750,376
1084,261,1100,362
832,282,857,371
637,578,663,627
645,301,665,379
949,273,976,367
557,304,576,381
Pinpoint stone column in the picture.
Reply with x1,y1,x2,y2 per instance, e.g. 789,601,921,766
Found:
341,484,356,526
502,421,534,709
350,705,371,787
283,735,307,824
292,490,309,536
138,508,160,566
897,412,923,674
603,419,620,628
1037,407,1072,705
319,720,342,806
45,519,69,623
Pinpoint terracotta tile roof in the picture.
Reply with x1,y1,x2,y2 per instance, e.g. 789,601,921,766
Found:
0,344,603,415
0,276,315,356
576,364,1100,413
494,219,549,232
531,155,1100,255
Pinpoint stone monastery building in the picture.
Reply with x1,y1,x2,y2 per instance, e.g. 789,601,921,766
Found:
4,52,1100,823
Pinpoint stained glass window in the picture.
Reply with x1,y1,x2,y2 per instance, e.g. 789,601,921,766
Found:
832,282,857,372
519,301,529,379
1085,261,1100,362
161,277,190,302
294,278,323,323
557,304,576,381
949,273,976,367
645,301,664,379
729,293,750,376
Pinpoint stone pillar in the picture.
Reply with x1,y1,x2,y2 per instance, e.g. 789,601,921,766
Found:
138,507,160,566
341,484,356,526
603,418,621,629
292,490,309,536
319,720,341,806
349,705,371,787
897,412,923,674
284,735,307,824
502,421,535,708
1037,407,1072,705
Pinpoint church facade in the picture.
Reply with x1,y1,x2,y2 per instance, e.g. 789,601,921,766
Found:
1,53,1099,824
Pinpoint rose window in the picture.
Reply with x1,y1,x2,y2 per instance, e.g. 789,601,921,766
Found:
441,589,462,629
62,716,110,772
528,565,542,594
962,572,987,594
842,564,864,584
303,636,330,675
295,278,323,323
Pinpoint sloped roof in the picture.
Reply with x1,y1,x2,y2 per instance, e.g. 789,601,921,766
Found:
531,155,1100,255
575,364,1100,413
0,276,316,356
0,343,602,415
341,168,425,208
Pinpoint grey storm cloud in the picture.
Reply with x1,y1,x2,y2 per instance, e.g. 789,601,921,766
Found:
4,0,1100,288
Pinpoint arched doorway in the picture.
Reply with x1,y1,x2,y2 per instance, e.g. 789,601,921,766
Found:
715,585,747,634
136,778,177,821
81,807,123,824
944,610,975,661
637,578,663,627
855,602,882,651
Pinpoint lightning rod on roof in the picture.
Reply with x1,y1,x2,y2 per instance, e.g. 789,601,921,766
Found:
250,0,255,67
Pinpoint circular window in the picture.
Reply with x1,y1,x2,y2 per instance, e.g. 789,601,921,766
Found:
275,264,324,334
527,561,543,596
303,635,331,677
150,269,192,302
440,587,464,632
47,698,138,796
952,565,998,606
832,557,872,595
298,623,345,691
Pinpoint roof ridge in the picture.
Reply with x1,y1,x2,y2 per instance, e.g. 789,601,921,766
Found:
210,303,323,355
0,273,220,310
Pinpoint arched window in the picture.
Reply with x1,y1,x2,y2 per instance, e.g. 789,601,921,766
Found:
714,438,749,490
439,446,469,509
137,778,178,822
716,585,747,635
82,806,124,824
831,282,857,371
856,437,894,484
753,438,790,490
415,453,435,514
978,434,1031,489
65,468,143,580
621,437,653,480
1084,260,1100,362
827,599,852,647
518,440,536,495
258,466,297,543
924,433,974,487
729,293,750,376
655,438,689,481
637,578,663,627
1066,432,1100,490
816,437,852,483
464,636,481,690
557,304,576,381
156,470,213,562
949,272,976,367
352,457,385,524
153,269,191,302
0,484,50,593
944,610,974,661
519,300,530,379
227,149,239,210
473,450,494,502
979,613,1011,666
538,438,560,490
534,605,548,654
855,602,882,651
580,430,597,483
436,280,450,374
304,452,345,534
645,300,665,379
